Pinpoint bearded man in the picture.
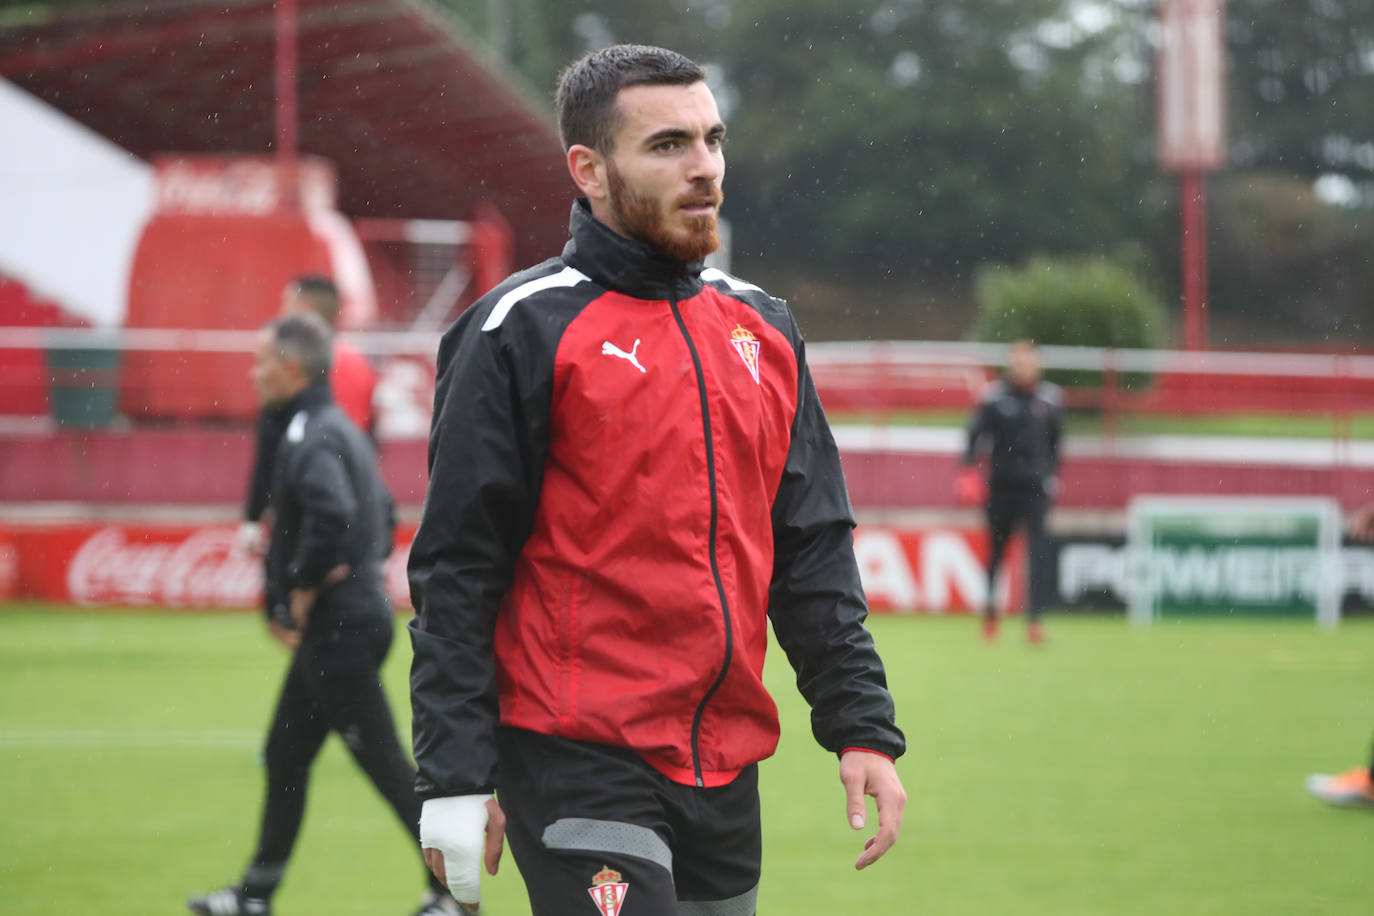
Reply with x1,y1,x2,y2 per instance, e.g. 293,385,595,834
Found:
407,44,907,916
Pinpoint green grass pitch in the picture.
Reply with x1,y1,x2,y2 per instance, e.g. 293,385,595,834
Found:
2,605,1373,915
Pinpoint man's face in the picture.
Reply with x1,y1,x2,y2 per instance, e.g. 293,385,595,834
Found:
250,330,297,408
601,81,725,262
1007,342,1042,390
280,286,310,317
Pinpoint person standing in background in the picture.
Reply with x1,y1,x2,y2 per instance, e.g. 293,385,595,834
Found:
238,275,378,556
957,339,1063,643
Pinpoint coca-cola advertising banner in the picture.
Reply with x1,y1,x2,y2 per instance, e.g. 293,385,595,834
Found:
0,520,1021,615
3,522,417,610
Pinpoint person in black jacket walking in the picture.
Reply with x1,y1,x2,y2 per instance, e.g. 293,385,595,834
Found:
236,275,378,559
957,339,1063,643
188,313,457,916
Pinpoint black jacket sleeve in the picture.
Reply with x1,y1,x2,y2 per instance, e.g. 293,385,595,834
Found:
407,307,551,798
245,407,287,522
962,396,994,467
1048,397,1063,475
767,336,906,762
286,440,357,590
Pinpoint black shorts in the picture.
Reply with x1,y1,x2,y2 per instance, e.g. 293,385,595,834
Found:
496,727,761,916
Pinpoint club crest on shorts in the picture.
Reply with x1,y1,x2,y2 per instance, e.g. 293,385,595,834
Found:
730,324,761,385
587,864,629,916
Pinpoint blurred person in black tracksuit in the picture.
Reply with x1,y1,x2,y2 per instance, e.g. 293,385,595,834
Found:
1306,502,1374,808
188,313,458,916
956,339,1063,644
237,275,378,558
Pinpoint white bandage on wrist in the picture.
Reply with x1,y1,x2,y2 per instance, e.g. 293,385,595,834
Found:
419,794,492,910
237,521,264,555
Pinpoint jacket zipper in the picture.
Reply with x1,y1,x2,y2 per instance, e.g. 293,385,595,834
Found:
670,290,733,788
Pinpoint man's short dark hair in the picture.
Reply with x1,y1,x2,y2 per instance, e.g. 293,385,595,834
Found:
289,274,341,324
556,44,707,154
270,312,333,383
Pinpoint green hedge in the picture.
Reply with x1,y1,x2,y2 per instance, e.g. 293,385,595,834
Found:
971,256,1166,391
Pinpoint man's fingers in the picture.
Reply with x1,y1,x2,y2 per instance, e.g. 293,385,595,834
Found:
876,781,906,840
419,794,492,907
853,801,900,870
483,799,507,876
289,590,314,628
841,769,866,830
424,847,446,884
854,827,897,870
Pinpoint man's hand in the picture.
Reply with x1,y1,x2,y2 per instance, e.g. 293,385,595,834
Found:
288,588,317,630
840,749,906,871
1348,502,1374,542
954,467,985,507
237,521,266,556
420,794,506,913
267,620,300,651
288,565,349,630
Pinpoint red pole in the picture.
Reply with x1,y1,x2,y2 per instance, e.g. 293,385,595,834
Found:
274,0,299,207
1181,170,1208,350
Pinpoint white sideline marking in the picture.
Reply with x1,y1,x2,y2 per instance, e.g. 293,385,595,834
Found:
0,729,260,749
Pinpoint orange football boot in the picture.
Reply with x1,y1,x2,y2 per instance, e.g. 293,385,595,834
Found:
1306,767,1374,807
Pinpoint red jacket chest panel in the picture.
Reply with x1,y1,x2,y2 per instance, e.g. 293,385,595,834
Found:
543,287,798,559
493,285,800,780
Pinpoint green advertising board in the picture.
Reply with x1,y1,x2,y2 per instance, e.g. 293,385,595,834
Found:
1127,497,1342,625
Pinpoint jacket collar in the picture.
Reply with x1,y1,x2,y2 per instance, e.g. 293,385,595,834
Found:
277,379,332,417
561,198,706,302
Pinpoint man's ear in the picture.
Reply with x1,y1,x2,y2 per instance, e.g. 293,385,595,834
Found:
567,144,608,200
281,354,309,389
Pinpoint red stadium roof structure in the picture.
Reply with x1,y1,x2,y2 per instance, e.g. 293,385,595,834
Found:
0,0,573,266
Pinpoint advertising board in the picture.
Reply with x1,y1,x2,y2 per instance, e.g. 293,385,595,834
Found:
1126,497,1343,625
0,519,1020,615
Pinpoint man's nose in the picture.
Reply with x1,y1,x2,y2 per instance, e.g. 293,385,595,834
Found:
685,139,722,182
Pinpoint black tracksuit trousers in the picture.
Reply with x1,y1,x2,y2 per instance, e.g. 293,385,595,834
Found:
242,616,442,899
496,727,762,916
986,481,1052,623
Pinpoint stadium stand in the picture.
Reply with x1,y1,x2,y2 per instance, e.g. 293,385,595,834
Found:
0,273,88,417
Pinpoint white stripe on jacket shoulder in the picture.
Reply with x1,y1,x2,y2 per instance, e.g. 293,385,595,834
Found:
701,267,764,294
481,266,591,332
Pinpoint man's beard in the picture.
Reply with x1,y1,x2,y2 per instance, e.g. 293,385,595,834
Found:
607,163,723,262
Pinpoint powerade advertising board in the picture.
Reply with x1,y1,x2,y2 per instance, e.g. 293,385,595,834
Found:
1126,497,1342,625
1054,536,1374,615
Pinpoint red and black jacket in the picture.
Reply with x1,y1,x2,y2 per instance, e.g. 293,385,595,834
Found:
408,200,904,795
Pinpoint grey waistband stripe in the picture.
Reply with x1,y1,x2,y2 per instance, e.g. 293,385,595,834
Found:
677,885,759,916
541,818,673,873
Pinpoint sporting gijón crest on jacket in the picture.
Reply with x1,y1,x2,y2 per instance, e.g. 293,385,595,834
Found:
409,201,903,797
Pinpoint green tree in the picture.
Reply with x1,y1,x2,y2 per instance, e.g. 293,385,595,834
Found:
433,0,1162,274
1226,0,1374,190
1207,171,1374,343
709,1,1160,276
971,254,1166,388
